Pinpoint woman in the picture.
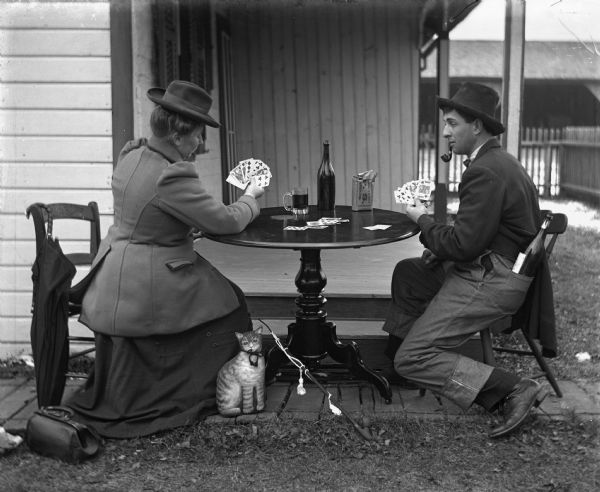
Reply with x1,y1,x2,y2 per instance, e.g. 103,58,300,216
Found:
67,80,264,438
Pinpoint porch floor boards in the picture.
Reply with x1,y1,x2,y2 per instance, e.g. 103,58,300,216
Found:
4,377,598,435
194,234,423,298
195,234,423,341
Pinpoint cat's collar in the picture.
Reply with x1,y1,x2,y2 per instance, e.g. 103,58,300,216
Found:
243,349,263,367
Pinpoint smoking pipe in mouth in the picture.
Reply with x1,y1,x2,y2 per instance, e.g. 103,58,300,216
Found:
440,149,452,162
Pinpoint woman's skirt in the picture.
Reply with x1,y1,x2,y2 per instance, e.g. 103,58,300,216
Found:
67,282,252,438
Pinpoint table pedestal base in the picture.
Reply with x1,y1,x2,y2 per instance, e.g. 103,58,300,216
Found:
265,249,392,403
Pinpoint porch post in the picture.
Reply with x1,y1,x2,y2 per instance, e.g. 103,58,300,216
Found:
110,0,134,166
434,25,450,222
501,0,526,159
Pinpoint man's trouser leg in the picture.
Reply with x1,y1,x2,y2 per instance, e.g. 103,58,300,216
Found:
382,257,446,340
392,254,532,410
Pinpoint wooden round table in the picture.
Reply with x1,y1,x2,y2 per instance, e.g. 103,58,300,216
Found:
205,205,419,402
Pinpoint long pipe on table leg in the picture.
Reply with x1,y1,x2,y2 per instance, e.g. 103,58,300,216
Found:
260,319,374,441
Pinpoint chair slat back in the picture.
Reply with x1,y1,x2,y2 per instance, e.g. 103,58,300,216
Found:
26,202,101,266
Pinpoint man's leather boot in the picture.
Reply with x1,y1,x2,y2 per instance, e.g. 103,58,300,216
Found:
489,379,547,438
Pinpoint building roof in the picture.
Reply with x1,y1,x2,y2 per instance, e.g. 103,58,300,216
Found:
421,40,600,80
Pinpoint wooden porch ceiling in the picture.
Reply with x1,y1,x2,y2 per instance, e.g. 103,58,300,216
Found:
421,0,481,52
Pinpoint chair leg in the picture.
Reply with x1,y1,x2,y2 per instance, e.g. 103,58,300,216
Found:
521,329,562,397
480,328,495,365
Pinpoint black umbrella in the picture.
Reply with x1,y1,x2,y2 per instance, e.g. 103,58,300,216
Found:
27,205,76,408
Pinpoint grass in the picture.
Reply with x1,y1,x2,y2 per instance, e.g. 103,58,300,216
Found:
1,197,599,491
547,223,600,381
1,414,598,491
490,198,600,383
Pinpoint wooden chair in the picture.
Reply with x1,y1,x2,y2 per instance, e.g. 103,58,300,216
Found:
480,210,568,397
26,202,100,381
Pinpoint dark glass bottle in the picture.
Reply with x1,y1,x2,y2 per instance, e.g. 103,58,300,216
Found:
317,140,335,212
512,214,553,276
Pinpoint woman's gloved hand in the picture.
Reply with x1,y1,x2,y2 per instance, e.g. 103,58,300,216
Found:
244,181,265,199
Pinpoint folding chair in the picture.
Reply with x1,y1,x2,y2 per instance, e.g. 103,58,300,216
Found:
480,210,568,397
26,202,101,406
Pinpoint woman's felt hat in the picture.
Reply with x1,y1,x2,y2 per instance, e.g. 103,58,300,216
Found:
436,82,505,136
147,80,220,128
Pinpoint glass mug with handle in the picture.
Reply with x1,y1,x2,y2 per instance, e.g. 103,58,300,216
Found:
283,186,309,217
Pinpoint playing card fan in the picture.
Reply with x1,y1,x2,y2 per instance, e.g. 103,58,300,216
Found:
227,158,272,189
394,179,435,205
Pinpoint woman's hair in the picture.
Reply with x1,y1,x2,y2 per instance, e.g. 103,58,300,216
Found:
150,106,199,139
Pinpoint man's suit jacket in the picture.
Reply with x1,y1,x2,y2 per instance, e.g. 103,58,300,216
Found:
80,137,260,337
417,138,541,262
417,138,557,356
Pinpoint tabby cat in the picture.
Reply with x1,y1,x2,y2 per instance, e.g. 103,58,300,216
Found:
216,325,265,417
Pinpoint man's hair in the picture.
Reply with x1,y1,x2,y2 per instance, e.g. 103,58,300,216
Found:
150,106,199,138
441,106,494,135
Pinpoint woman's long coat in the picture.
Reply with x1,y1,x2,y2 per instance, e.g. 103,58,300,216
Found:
80,137,260,337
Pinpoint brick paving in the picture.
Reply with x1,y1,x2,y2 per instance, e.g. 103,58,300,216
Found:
1,377,599,436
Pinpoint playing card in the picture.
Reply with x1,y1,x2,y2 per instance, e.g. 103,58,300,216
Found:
242,158,271,179
284,225,308,231
319,217,349,225
246,159,263,176
393,187,413,205
227,158,272,190
394,179,435,204
415,180,436,201
252,174,271,187
363,224,391,230
226,165,247,189
306,218,349,227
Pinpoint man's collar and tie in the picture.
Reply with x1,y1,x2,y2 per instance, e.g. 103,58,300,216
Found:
464,140,489,167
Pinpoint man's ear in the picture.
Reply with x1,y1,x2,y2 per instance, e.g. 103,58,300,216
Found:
472,119,483,135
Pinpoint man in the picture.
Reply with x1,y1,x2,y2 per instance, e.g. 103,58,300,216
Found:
383,82,547,438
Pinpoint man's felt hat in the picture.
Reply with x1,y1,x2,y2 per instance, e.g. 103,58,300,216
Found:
437,82,505,136
147,80,220,128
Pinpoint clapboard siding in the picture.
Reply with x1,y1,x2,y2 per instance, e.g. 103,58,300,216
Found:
0,57,111,81
1,110,112,135
0,83,111,109
0,163,113,188
0,1,112,357
229,1,419,210
0,136,112,161
1,189,114,214
0,2,110,29
0,30,111,56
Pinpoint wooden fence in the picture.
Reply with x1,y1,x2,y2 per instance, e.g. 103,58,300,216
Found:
418,125,600,204
558,127,600,205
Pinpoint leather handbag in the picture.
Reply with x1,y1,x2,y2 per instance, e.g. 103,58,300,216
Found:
26,406,102,463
